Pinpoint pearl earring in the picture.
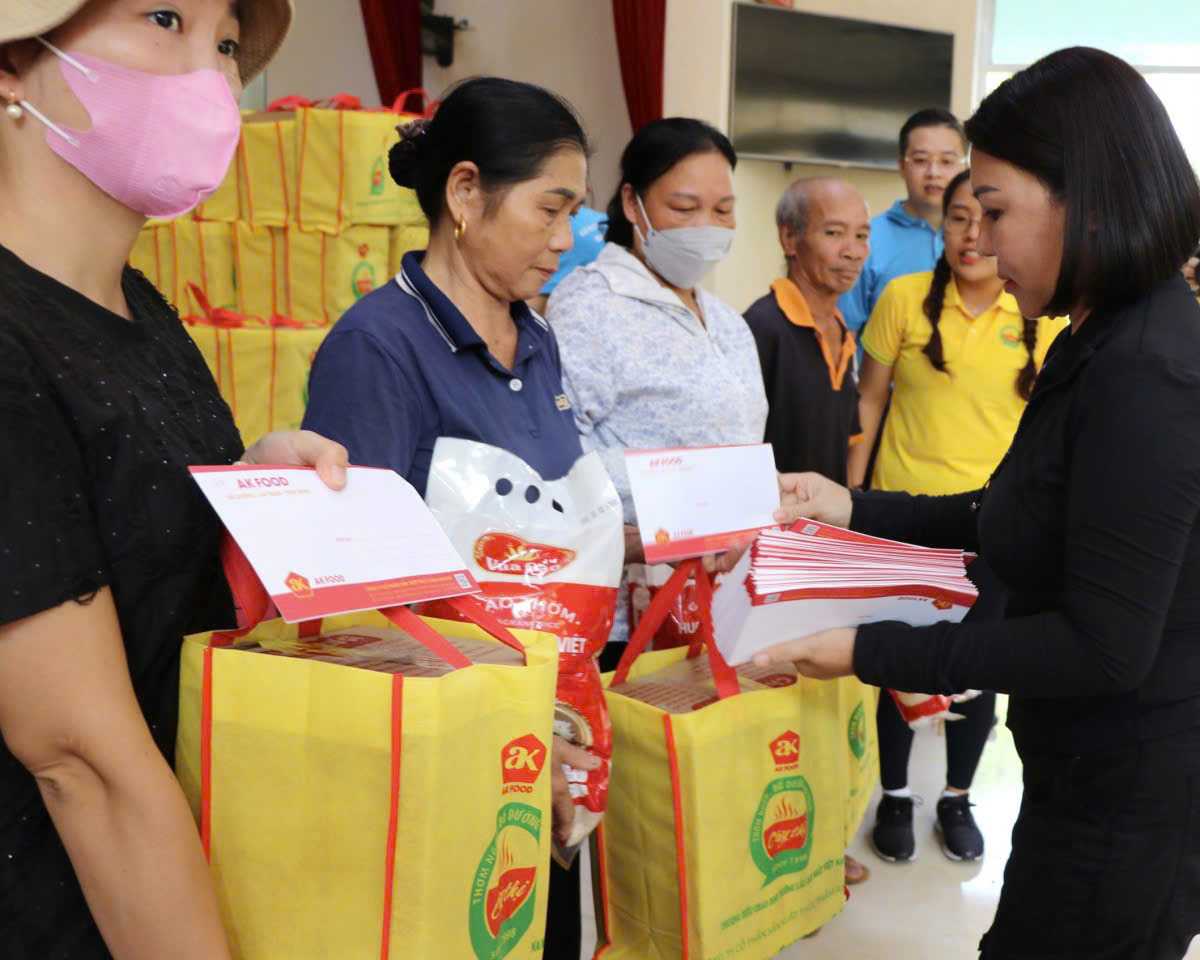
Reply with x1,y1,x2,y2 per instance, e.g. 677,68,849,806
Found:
5,95,21,120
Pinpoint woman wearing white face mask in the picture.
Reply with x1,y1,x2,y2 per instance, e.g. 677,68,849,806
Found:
0,3,347,958
546,118,768,662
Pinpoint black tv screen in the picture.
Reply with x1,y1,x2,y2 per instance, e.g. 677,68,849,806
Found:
730,4,955,169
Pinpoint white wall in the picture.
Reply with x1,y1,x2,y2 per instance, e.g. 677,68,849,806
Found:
663,0,981,312
421,0,632,210
263,0,379,108
264,1,631,209
261,0,981,309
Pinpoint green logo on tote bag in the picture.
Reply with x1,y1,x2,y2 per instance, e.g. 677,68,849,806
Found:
749,776,816,887
848,701,867,760
469,736,546,960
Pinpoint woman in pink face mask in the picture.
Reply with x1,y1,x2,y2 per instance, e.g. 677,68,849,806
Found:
0,3,346,958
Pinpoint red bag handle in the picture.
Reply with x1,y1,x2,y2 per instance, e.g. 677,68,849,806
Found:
214,532,525,667
321,93,362,110
266,94,315,111
186,283,259,329
613,559,740,699
389,88,440,118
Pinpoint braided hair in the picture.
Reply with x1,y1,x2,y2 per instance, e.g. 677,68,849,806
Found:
921,169,1039,400
1015,316,1038,400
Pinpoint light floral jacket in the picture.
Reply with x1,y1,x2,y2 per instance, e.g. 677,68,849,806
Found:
547,242,768,643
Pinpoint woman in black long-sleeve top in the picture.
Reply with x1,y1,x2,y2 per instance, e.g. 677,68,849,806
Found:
757,47,1200,959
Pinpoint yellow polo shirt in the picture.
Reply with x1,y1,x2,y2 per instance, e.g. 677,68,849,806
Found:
861,271,1069,495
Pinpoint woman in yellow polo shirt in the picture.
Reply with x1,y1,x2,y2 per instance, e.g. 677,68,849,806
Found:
850,169,1067,866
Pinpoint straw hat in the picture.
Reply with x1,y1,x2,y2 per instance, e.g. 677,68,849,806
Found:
0,0,293,82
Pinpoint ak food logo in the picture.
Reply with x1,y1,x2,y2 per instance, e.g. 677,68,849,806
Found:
770,731,801,770
848,701,867,760
1000,325,1022,347
749,732,816,886
284,572,313,599
474,533,576,577
933,598,953,611
654,528,671,546
469,736,546,960
500,734,546,794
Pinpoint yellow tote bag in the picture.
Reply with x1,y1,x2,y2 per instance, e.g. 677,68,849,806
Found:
295,107,425,232
285,225,390,326
179,324,329,444
268,325,329,432
129,225,178,310
194,134,243,222
241,112,298,228
231,222,283,320
594,562,847,960
177,598,559,960
180,323,261,444
838,678,879,846
173,220,239,318
390,223,431,276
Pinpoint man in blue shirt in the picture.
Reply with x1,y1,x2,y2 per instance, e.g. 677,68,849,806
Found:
839,108,967,338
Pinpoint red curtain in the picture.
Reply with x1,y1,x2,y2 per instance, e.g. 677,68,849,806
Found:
358,0,422,109
612,0,666,132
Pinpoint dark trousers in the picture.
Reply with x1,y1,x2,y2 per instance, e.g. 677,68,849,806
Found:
878,687,997,790
877,555,1005,792
544,854,582,959
979,728,1200,959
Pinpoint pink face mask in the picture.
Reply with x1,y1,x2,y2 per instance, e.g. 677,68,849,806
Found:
21,38,241,220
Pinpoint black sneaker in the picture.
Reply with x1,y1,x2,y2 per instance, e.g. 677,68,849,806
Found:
872,794,917,862
935,794,984,861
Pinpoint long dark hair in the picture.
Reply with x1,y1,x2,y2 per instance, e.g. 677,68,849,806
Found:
965,47,1200,316
388,77,588,228
604,118,736,248
922,169,1039,401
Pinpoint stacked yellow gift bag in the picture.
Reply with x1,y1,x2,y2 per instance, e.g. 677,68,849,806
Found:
593,562,847,960
177,590,559,960
127,94,433,444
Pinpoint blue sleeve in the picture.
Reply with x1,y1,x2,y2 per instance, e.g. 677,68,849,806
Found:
301,329,427,478
839,260,874,336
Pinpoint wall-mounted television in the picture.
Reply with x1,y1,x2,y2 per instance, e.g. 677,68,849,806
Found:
730,3,954,170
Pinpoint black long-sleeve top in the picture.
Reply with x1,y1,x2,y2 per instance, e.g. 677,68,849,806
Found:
851,276,1200,755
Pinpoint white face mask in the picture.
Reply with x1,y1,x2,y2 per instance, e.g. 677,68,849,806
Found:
634,194,734,289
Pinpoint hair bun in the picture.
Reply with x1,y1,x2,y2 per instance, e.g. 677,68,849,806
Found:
389,118,430,189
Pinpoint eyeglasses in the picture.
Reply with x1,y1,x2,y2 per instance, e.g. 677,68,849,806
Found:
943,212,982,234
904,154,966,173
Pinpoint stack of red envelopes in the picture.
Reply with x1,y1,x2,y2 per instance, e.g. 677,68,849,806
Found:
713,519,977,667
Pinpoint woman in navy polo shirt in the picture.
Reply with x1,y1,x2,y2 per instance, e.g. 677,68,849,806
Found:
302,76,598,956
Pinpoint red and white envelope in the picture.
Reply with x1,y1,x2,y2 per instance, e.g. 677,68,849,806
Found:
190,465,478,622
624,443,779,564
712,519,977,668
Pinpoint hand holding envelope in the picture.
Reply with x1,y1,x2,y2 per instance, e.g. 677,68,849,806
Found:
238,429,350,491
752,626,858,678
773,471,853,529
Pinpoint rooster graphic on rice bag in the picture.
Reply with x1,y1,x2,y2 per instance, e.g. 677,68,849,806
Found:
418,439,624,858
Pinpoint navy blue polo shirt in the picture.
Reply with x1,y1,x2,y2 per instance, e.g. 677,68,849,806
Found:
302,251,583,495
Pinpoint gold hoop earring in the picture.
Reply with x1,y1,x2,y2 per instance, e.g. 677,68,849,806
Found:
455,218,467,242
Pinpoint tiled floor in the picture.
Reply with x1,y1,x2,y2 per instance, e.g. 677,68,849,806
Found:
579,695,1200,959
